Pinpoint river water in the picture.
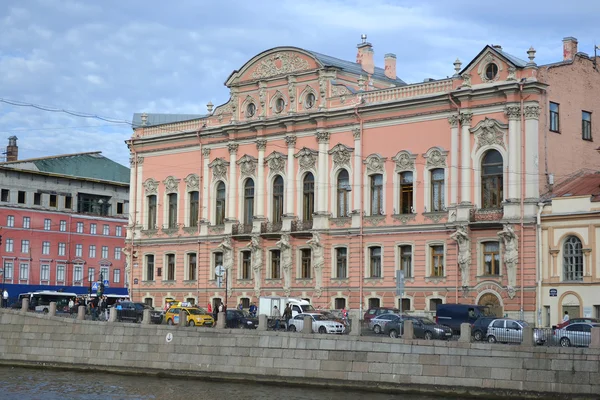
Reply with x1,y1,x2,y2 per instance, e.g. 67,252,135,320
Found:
0,366,461,400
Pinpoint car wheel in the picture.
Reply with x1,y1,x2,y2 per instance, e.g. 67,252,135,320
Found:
43,308,49,314
488,335,497,343
473,330,483,341
289,325,296,332
560,337,571,347
188,320,195,327
373,325,381,334
389,329,398,338
424,331,433,340
167,318,174,326
318,326,327,334
136,316,142,323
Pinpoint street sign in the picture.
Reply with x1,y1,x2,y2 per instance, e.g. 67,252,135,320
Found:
396,270,405,296
103,280,110,288
215,265,225,277
549,288,558,297
92,282,99,291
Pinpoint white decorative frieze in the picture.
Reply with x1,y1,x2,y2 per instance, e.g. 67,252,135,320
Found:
328,143,354,168
163,176,180,194
251,52,311,80
184,174,199,191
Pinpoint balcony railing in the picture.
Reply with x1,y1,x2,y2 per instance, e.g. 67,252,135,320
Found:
261,221,282,234
232,223,253,235
291,219,313,232
470,208,504,222
361,79,453,104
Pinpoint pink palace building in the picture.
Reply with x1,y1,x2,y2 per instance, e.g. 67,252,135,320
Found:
127,36,599,322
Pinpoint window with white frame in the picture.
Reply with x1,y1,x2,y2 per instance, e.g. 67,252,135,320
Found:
40,264,50,281
60,220,67,232
5,238,13,252
3,261,13,280
101,246,108,259
300,248,311,279
482,241,500,275
7,215,14,227
75,244,82,257
336,169,350,217
76,222,84,233
399,171,414,214
44,219,51,230
270,249,281,279
73,264,83,283
240,251,251,280
215,181,226,225
90,223,97,234
563,236,583,281
113,269,120,283
303,173,315,221
42,241,50,255
89,245,96,258
430,169,445,212
88,267,95,283
243,179,255,226
335,247,347,279
369,246,382,278
56,264,65,282
430,245,444,277
58,242,66,256
145,254,155,281
103,224,109,235
23,217,30,229
116,226,122,236
100,266,109,282
166,254,175,280
213,252,223,280
19,263,29,281
370,174,384,215
272,175,284,224
147,195,157,229
481,150,503,209
115,247,122,260
21,240,30,253
189,191,199,227
187,253,197,281
399,245,412,278
167,193,178,229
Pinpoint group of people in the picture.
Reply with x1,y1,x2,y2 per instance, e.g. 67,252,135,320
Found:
236,301,257,316
271,303,293,330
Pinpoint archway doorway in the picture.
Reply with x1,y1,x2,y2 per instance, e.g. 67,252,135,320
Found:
478,292,503,317
561,293,581,319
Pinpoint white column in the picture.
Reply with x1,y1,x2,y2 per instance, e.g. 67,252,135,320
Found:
352,128,361,212
316,130,330,212
285,135,296,215
460,112,472,204
201,148,210,221
256,139,267,218
227,142,238,220
524,104,540,198
505,105,521,200
448,115,459,205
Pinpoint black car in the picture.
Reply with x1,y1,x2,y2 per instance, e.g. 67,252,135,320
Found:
226,309,258,329
471,317,496,341
435,304,491,333
384,316,452,340
114,302,162,324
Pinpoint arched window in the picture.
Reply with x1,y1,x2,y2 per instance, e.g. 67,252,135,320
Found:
215,181,226,225
481,150,503,208
302,173,315,221
244,179,255,226
272,175,284,224
370,174,384,215
399,171,413,214
563,236,583,281
337,169,350,217
430,168,445,212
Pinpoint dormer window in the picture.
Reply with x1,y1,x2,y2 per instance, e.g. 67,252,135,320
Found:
485,63,498,80
275,98,285,113
246,103,256,118
305,93,316,109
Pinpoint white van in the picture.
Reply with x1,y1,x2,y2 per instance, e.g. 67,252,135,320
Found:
258,296,315,318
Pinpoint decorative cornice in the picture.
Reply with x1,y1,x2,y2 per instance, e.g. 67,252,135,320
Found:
316,130,330,144
504,105,521,121
448,114,460,128
524,105,541,120
256,139,267,151
460,112,473,126
228,142,239,154
284,135,296,148
392,150,416,172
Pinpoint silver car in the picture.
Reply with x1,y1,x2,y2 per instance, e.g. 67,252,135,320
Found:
369,313,402,334
553,322,600,347
486,319,544,344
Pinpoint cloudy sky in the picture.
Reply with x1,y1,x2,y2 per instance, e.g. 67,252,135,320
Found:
1,0,598,166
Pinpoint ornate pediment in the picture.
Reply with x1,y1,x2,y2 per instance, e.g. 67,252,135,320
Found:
423,147,448,169
294,147,318,171
163,176,180,193
250,52,311,80
392,150,416,172
184,174,200,191
143,178,159,196
236,154,258,178
470,118,508,151
265,151,287,175
208,157,230,181
328,143,354,168
364,154,387,174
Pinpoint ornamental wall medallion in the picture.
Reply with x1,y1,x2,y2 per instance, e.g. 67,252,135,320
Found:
208,157,229,181
295,147,318,171
265,151,287,175
328,143,354,168
143,178,159,195
364,154,386,174
184,174,200,191
470,118,508,152
423,147,447,169
214,101,232,116
331,84,351,97
392,150,416,172
163,176,180,193
477,52,503,83
250,52,311,80
236,154,258,178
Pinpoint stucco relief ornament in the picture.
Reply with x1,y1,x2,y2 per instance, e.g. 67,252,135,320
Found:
524,105,541,120
425,149,447,169
237,155,257,178
184,174,199,191
214,101,232,116
307,232,325,297
208,158,229,181
265,151,286,175
316,130,330,144
329,144,354,168
476,118,505,150
450,225,471,287
447,114,460,128
287,76,296,104
392,151,415,172
218,236,234,298
504,105,521,121
251,52,311,80
228,142,239,154
507,66,517,81
285,135,297,148
498,223,518,291
143,178,159,195
202,148,211,158
295,147,317,171
258,82,267,117
461,73,472,88
246,235,263,297
364,154,385,174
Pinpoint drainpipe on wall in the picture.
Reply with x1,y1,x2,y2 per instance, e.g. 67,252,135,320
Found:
129,138,139,302
448,94,461,303
196,129,203,303
354,104,364,317
519,83,527,320
536,202,545,327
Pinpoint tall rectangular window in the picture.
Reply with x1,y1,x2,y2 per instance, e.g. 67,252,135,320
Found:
34,193,42,205
213,252,223,279
75,244,82,257
337,170,350,218
19,263,29,281
41,264,50,281
100,267,109,282
113,269,121,283
215,182,226,225
301,249,312,279
64,195,72,209
270,250,281,279
116,226,122,236
89,245,96,258
42,241,50,255
168,193,178,229
88,267,95,283
1,189,9,202
101,246,108,259
44,219,51,230
483,242,500,275
303,173,315,221
399,245,412,278
90,223,97,234
189,191,199,227
114,247,122,260
582,111,592,141
272,176,284,224
336,248,347,279
3,262,13,280
370,174,384,215
550,102,559,132
5,238,13,252
166,254,175,280
21,240,30,253
73,264,83,283
49,194,57,207
59,220,67,232
117,202,124,214
243,180,255,226
56,265,65,282
241,251,251,280
58,242,66,256
7,215,14,227
431,245,444,277
147,195,157,229
23,217,30,228
187,253,197,281
145,255,155,281
17,191,26,204
399,172,414,214
76,222,84,233
103,224,109,235
431,169,445,212
369,246,382,278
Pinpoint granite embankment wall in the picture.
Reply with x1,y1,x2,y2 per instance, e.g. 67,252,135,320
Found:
0,309,599,399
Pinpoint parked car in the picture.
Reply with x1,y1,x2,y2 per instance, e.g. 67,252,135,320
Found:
486,319,544,344
226,309,258,329
114,301,162,323
165,306,214,327
555,317,600,330
471,317,496,341
435,304,491,333
369,313,404,334
363,307,400,322
553,322,600,347
288,313,345,334
384,316,452,339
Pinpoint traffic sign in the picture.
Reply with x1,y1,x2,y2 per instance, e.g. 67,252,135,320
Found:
92,282,99,291
215,265,225,277
103,280,110,288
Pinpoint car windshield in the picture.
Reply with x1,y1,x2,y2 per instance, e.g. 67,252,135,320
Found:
312,314,326,321
320,312,336,319
418,318,436,325
187,308,204,315
301,304,315,312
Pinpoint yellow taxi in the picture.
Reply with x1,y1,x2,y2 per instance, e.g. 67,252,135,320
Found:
165,306,214,327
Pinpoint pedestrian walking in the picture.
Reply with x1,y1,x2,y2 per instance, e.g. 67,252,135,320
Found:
91,296,99,321
2,289,8,308
272,305,281,330
283,303,292,330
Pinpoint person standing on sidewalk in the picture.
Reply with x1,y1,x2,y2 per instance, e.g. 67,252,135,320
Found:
2,289,8,308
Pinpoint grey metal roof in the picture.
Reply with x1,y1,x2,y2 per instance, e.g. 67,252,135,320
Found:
307,50,407,85
495,48,528,67
132,113,205,128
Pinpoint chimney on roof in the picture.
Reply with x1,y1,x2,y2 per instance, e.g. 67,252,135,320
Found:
492,45,503,51
384,53,396,80
356,34,374,75
6,136,18,162
563,37,578,61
